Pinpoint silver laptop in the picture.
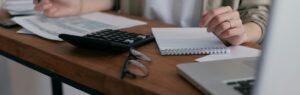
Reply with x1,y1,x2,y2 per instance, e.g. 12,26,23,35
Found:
177,0,300,95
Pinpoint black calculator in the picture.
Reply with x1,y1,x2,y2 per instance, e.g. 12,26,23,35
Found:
59,29,154,53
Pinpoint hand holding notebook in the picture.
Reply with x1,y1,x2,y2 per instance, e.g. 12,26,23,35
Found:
152,28,229,55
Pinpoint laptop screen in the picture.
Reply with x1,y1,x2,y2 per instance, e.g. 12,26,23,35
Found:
253,0,300,95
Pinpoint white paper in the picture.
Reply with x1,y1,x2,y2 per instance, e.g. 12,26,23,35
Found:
152,28,229,55
152,28,227,49
12,12,146,41
5,3,34,12
4,0,36,15
8,11,37,16
195,46,261,62
17,28,34,34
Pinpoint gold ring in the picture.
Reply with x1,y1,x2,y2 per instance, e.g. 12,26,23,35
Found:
226,20,232,28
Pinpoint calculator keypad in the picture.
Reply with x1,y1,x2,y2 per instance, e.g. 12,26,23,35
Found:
59,29,154,53
84,29,151,45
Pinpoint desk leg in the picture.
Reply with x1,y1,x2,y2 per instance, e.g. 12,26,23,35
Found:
0,51,104,95
52,78,63,95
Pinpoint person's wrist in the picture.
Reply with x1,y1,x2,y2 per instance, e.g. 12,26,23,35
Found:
229,26,249,45
243,23,262,43
243,33,250,44
238,22,247,43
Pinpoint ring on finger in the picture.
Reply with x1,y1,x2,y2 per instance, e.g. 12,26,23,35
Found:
215,20,232,35
225,20,232,28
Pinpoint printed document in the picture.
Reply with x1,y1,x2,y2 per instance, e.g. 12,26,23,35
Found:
12,12,146,41
17,28,33,34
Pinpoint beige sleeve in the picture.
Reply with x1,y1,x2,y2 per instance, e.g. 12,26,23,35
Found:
238,0,270,43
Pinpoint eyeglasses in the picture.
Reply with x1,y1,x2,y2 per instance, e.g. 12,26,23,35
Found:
120,48,152,79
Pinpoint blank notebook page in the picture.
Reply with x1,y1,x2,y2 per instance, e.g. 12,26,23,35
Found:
152,28,229,55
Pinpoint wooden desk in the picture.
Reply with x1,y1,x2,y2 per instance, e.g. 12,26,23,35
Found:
0,12,259,95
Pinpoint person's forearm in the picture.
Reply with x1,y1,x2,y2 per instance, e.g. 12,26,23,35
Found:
81,0,113,14
243,22,262,43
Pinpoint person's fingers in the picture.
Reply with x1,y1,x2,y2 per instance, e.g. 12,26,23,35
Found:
226,36,243,45
47,8,78,17
42,3,53,10
51,11,69,17
213,21,231,36
39,0,51,5
201,10,208,17
199,6,232,27
200,10,208,27
34,4,43,11
34,0,52,11
219,26,244,39
43,0,51,4
44,7,58,17
207,11,240,32
225,35,246,45
214,19,243,35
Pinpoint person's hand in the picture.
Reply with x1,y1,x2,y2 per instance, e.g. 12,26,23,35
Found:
200,6,247,45
34,0,82,17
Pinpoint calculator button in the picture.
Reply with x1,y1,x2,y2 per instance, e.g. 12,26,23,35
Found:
137,35,146,39
123,39,134,44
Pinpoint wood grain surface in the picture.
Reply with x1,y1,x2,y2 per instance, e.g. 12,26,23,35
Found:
0,11,259,95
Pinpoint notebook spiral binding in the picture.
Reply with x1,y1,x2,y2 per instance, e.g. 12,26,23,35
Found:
161,47,230,56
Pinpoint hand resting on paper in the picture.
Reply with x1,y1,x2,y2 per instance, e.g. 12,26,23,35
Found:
200,6,263,45
34,0,113,17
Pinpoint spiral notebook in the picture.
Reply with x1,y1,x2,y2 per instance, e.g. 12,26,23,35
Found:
152,28,230,55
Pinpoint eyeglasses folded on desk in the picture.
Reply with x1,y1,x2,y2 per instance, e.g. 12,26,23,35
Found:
120,48,152,79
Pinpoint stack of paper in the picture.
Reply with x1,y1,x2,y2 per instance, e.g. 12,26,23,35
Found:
4,0,37,15
12,12,147,41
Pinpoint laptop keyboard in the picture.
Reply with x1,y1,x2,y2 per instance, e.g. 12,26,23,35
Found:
227,79,255,95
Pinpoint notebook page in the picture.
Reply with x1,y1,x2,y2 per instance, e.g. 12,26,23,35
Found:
152,28,226,50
